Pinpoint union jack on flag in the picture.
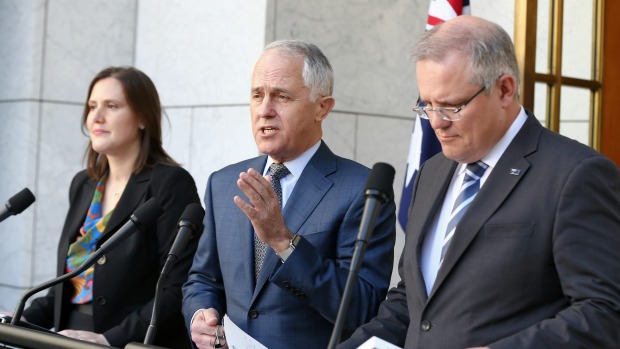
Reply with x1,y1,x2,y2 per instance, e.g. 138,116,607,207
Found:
398,0,471,232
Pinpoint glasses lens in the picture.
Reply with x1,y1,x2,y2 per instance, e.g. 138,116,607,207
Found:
414,108,429,119
442,109,461,121
435,108,448,120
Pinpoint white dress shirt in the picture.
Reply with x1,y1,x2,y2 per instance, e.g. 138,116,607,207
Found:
420,107,528,295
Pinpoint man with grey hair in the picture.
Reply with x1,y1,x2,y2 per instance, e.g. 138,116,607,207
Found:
340,15,620,349
182,39,396,349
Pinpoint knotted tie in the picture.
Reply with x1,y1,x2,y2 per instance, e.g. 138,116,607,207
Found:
254,163,290,279
440,161,488,262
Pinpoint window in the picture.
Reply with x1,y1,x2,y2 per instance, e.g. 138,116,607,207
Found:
514,0,604,148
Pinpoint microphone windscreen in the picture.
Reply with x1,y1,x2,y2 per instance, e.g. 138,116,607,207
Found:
179,203,205,226
364,162,396,196
7,188,36,214
133,198,163,230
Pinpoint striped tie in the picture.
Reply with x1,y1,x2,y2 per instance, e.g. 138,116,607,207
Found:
254,163,290,279
441,161,488,262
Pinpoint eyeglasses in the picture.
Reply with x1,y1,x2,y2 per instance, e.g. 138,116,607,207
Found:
412,85,487,122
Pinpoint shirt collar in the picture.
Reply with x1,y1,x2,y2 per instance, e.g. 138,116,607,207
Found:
263,140,322,178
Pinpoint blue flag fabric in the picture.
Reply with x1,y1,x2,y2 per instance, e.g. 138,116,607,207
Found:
398,117,442,231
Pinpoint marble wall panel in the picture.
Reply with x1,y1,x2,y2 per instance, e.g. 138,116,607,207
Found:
322,111,357,161
32,102,86,284
188,106,258,200
0,0,45,100
0,288,26,314
135,0,268,107
0,194,36,312
471,2,515,38
0,102,39,302
43,0,137,102
162,107,193,169
0,102,39,195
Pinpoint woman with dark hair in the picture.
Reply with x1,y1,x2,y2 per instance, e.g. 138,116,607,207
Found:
22,66,200,348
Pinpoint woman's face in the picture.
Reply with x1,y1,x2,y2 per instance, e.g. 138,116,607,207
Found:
86,77,143,159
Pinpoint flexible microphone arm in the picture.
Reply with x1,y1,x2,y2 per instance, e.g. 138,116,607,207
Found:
11,198,162,326
327,162,395,349
144,203,205,345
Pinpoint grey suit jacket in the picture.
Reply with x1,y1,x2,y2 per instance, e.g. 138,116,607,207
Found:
340,111,620,348
182,141,396,349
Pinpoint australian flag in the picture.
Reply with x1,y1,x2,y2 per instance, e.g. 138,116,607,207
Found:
398,0,471,232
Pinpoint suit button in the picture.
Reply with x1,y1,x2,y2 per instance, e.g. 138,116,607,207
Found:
97,255,106,265
249,309,259,319
96,296,107,305
421,320,431,331
283,281,291,288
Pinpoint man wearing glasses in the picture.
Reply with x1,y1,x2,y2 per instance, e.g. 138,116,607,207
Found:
339,15,620,349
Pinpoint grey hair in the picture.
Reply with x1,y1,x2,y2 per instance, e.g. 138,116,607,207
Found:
264,39,334,102
409,17,520,99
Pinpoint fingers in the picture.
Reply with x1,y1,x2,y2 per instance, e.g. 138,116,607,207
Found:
192,325,227,349
235,168,281,224
202,308,220,326
236,168,277,208
191,308,225,349
234,167,291,250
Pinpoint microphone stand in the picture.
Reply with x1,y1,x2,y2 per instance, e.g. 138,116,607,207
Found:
327,189,389,349
11,206,155,325
143,253,177,345
12,240,114,325
144,203,203,345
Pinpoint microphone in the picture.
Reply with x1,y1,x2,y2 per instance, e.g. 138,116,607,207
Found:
11,197,163,326
0,188,36,224
144,203,205,345
328,162,395,349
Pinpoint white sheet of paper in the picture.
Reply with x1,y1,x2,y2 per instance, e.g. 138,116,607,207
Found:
357,336,402,349
223,314,268,349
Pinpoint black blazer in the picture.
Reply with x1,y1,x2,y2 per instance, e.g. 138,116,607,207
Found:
24,163,201,348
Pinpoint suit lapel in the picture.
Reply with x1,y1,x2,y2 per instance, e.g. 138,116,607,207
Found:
282,154,335,233
100,167,152,243
252,142,335,298
409,157,456,304
429,112,541,299
61,178,97,254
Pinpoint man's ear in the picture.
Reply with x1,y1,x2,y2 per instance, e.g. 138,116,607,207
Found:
315,96,335,122
497,74,517,107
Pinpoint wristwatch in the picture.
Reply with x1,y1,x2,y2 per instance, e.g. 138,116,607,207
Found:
277,234,301,262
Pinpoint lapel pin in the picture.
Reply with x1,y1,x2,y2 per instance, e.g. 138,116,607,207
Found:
509,168,521,176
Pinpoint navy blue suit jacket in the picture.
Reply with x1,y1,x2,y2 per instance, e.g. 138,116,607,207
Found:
183,141,396,348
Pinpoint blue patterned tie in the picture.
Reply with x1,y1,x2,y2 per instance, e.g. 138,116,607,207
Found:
254,163,290,279
441,161,488,262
